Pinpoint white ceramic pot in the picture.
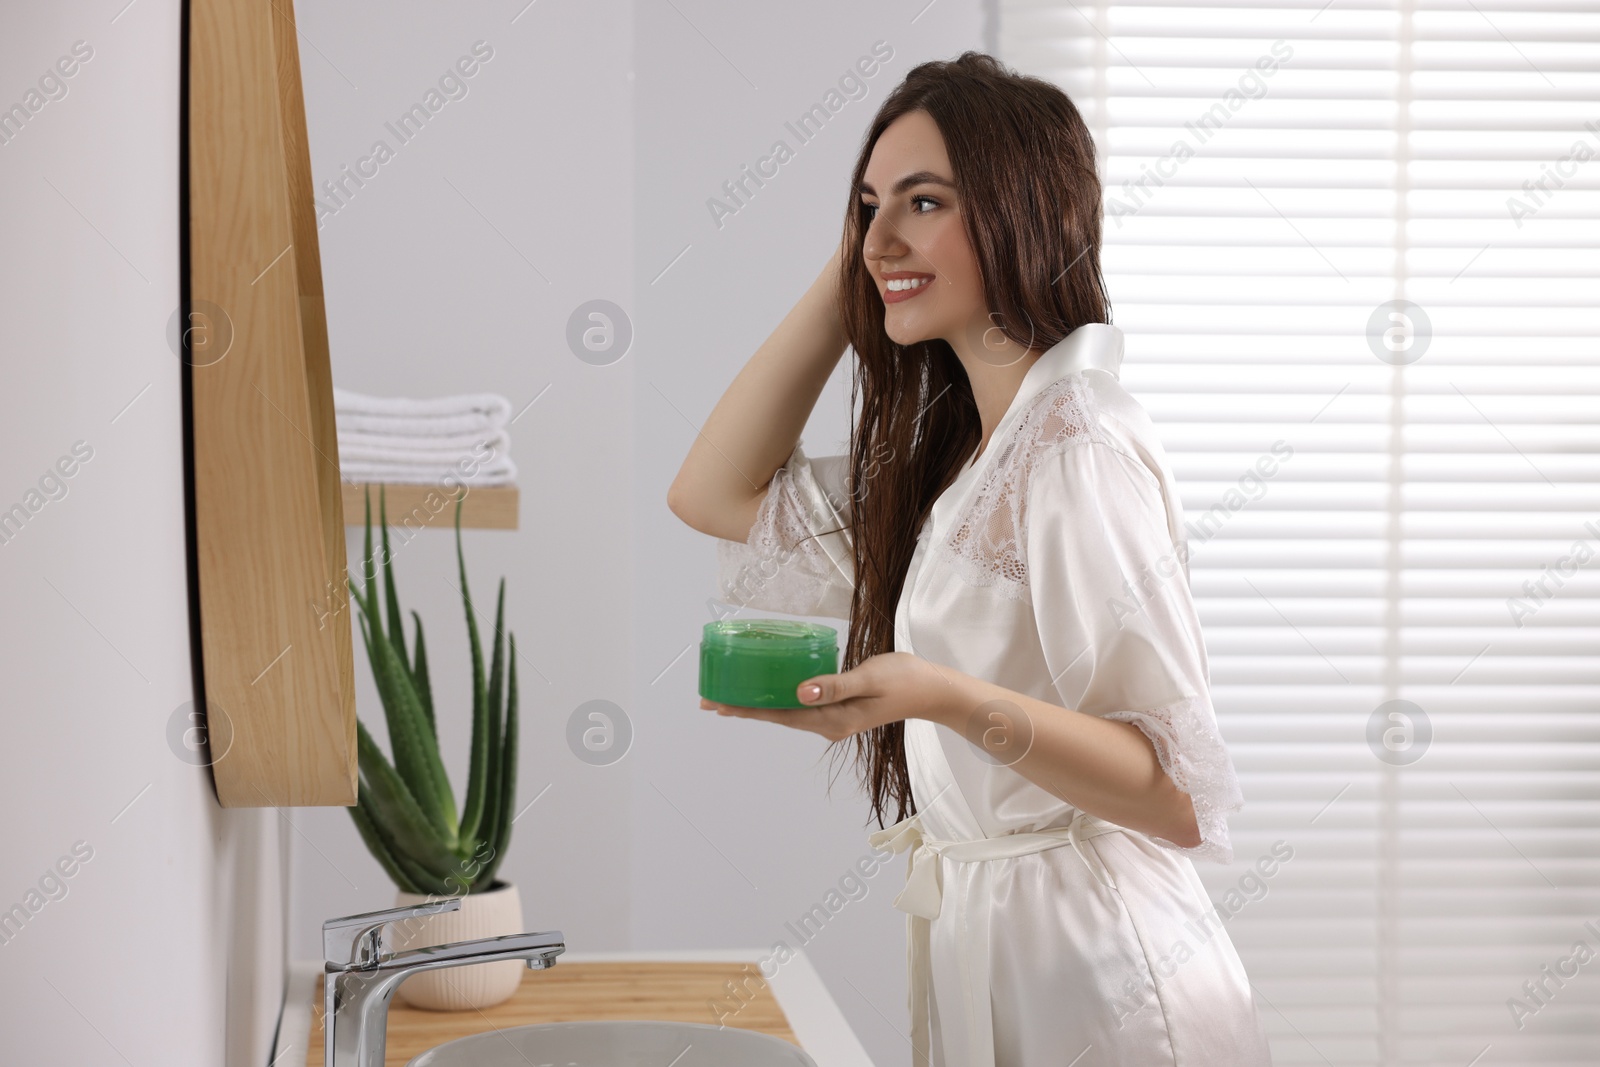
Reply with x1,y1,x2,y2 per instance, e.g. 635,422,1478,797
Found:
391,881,524,1011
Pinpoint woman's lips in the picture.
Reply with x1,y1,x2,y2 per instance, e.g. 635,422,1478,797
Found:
883,276,935,304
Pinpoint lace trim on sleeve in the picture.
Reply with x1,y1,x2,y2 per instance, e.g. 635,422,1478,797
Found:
936,372,1111,601
715,441,854,618
1103,692,1244,864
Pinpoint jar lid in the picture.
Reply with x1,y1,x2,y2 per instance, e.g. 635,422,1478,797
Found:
701,619,838,653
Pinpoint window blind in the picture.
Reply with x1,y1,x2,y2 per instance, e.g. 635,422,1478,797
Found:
999,1,1600,1062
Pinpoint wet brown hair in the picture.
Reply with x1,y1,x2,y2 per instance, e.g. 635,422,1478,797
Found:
823,50,1112,830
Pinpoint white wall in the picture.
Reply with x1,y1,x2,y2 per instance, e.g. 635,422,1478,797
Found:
0,3,283,1065
281,4,984,1067
283,0,639,971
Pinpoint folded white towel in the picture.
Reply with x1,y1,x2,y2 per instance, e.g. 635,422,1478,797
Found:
338,430,512,467
336,410,507,437
333,387,518,487
337,427,502,455
333,387,512,437
340,462,516,487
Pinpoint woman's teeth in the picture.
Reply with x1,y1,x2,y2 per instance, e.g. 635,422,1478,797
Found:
887,276,932,291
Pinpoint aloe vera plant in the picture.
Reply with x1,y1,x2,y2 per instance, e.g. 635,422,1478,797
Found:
344,487,518,896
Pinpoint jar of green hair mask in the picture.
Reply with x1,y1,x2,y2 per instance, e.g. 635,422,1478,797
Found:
699,620,839,709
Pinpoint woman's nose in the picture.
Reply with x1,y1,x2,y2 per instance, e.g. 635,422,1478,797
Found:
863,216,905,264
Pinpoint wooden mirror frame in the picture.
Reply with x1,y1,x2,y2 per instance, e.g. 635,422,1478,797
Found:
182,0,356,807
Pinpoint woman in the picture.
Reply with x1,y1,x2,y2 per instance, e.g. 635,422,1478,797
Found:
667,51,1272,1067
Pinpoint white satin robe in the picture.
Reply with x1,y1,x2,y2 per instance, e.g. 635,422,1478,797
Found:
714,322,1273,1066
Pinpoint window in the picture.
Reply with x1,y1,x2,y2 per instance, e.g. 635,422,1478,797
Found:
1001,0,1600,1060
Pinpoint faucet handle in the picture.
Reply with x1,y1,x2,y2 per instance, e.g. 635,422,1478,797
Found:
322,898,463,970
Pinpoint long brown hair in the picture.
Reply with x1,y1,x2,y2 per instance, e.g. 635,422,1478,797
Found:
823,51,1112,829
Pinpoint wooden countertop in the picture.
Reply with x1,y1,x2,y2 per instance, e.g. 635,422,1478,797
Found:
304,960,798,1067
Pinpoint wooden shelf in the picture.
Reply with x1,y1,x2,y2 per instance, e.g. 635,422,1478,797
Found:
342,483,519,530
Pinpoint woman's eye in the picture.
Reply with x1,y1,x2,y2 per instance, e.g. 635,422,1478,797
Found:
862,195,938,221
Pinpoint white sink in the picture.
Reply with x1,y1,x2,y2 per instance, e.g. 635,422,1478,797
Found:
405,1020,819,1066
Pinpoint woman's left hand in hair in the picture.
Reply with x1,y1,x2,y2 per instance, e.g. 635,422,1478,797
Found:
700,651,958,742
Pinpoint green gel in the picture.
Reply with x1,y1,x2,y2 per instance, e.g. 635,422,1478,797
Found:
699,619,840,710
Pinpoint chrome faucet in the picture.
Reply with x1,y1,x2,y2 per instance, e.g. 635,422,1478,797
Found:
322,899,565,1067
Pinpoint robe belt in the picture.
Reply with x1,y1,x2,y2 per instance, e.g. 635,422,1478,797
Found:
867,808,1125,1067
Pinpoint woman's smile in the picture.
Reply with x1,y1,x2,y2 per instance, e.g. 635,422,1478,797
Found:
883,270,937,303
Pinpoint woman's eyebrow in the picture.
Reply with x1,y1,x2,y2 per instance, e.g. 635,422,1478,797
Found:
857,171,957,197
